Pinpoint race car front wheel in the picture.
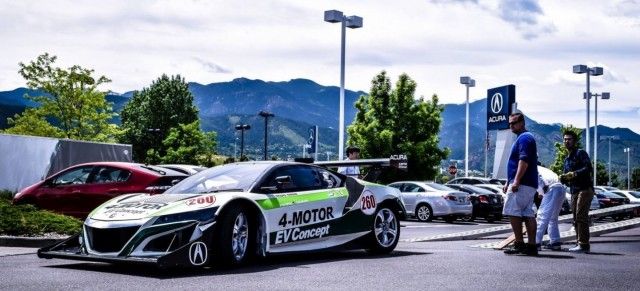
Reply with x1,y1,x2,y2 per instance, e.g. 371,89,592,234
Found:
213,206,253,267
366,207,400,254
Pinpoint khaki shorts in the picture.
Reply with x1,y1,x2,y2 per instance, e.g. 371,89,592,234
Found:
502,184,537,217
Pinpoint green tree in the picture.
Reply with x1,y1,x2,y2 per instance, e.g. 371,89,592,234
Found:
161,121,217,166
3,53,117,142
595,161,619,186
347,71,449,182
119,74,199,162
550,125,583,175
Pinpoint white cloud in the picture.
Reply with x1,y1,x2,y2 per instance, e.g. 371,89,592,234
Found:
0,0,639,134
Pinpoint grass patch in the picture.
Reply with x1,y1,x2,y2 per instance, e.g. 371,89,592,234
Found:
0,190,82,236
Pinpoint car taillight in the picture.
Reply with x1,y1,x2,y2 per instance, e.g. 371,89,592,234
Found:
479,195,489,203
601,198,610,203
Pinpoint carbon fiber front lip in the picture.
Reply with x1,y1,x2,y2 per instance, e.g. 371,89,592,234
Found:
38,250,159,265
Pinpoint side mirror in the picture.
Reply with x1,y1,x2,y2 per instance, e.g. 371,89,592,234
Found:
259,175,292,193
275,175,292,186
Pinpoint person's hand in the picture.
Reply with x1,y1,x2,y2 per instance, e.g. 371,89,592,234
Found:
565,171,575,180
510,182,520,192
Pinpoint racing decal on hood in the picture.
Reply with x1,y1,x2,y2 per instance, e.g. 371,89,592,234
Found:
189,241,208,266
91,194,205,220
185,195,216,208
273,224,330,245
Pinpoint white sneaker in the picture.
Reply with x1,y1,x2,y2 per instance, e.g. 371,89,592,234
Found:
568,245,589,253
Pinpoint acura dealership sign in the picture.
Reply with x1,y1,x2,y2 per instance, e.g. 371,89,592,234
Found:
486,85,515,130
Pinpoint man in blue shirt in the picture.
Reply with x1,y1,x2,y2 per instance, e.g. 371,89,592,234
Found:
503,112,539,256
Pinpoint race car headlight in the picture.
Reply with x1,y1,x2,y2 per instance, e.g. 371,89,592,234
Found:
152,207,218,225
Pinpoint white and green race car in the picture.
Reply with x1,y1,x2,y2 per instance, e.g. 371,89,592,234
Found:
38,161,406,268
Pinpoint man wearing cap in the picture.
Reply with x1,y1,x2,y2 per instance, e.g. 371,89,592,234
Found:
338,146,361,178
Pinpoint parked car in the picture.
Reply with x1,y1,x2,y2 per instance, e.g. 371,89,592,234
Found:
475,184,506,198
13,162,188,218
595,191,630,221
594,186,620,193
445,184,504,222
38,161,406,268
156,164,207,175
608,190,640,204
388,181,472,223
447,177,504,186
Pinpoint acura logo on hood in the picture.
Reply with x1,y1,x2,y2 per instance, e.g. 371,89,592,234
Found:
189,242,208,266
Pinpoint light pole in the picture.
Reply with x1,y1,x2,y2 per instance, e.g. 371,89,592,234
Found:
600,135,619,186
258,111,274,160
586,91,610,186
624,147,631,190
324,10,363,161
235,124,251,160
573,65,604,159
460,76,475,177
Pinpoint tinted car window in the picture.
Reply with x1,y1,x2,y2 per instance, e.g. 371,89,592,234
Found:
402,183,419,192
92,166,131,183
629,191,640,198
53,166,93,185
166,163,272,194
318,168,342,188
261,165,324,193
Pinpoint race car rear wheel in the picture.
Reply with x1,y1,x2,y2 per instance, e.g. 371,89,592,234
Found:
213,206,253,267
366,207,400,254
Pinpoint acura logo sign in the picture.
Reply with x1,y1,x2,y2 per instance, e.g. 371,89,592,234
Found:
491,93,503,114
189,242,208,266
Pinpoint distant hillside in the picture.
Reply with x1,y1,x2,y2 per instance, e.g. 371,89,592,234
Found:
1,79,638,174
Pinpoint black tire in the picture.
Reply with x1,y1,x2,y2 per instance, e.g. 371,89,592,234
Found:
486,218,495,223
212,206,254,267
461,215,474,222
366,207,400,254
415,204,433,222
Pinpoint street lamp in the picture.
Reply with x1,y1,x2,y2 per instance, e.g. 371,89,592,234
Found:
258,111,274,160
600,135,619,186
460,76,475,177
572,64,604,159
585,91,610,186
235,124,251,159
624,147,631,190
324,9,363,160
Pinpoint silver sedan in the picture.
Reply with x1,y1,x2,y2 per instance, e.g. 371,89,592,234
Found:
389,181,472,222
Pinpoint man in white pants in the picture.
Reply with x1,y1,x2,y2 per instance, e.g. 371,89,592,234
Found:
535,165,565,251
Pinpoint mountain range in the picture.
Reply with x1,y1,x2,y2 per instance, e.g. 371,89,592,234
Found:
1,78,638,177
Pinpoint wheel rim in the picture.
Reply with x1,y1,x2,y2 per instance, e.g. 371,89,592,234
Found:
231,212,249,261
374,208,398,248
417,205,431,221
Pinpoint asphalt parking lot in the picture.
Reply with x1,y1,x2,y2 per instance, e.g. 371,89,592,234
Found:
1,217,639,290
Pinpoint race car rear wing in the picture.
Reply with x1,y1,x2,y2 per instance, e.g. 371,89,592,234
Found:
312,155,408,182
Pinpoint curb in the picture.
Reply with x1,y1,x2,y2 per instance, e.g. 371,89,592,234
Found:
0,236,67,248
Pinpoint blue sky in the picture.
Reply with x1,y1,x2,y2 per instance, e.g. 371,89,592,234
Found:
1,0,639,133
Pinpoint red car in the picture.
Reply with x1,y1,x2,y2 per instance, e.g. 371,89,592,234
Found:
13,162,187,218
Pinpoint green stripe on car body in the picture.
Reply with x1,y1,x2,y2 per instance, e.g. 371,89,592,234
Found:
256,188,349,210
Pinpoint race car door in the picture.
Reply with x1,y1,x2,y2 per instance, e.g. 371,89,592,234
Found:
256,164,348,253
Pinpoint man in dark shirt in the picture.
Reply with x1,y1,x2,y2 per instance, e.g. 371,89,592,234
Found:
560,131,594,253
503,112,539,256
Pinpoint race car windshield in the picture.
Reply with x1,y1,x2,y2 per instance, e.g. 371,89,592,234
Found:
165,163,272,194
